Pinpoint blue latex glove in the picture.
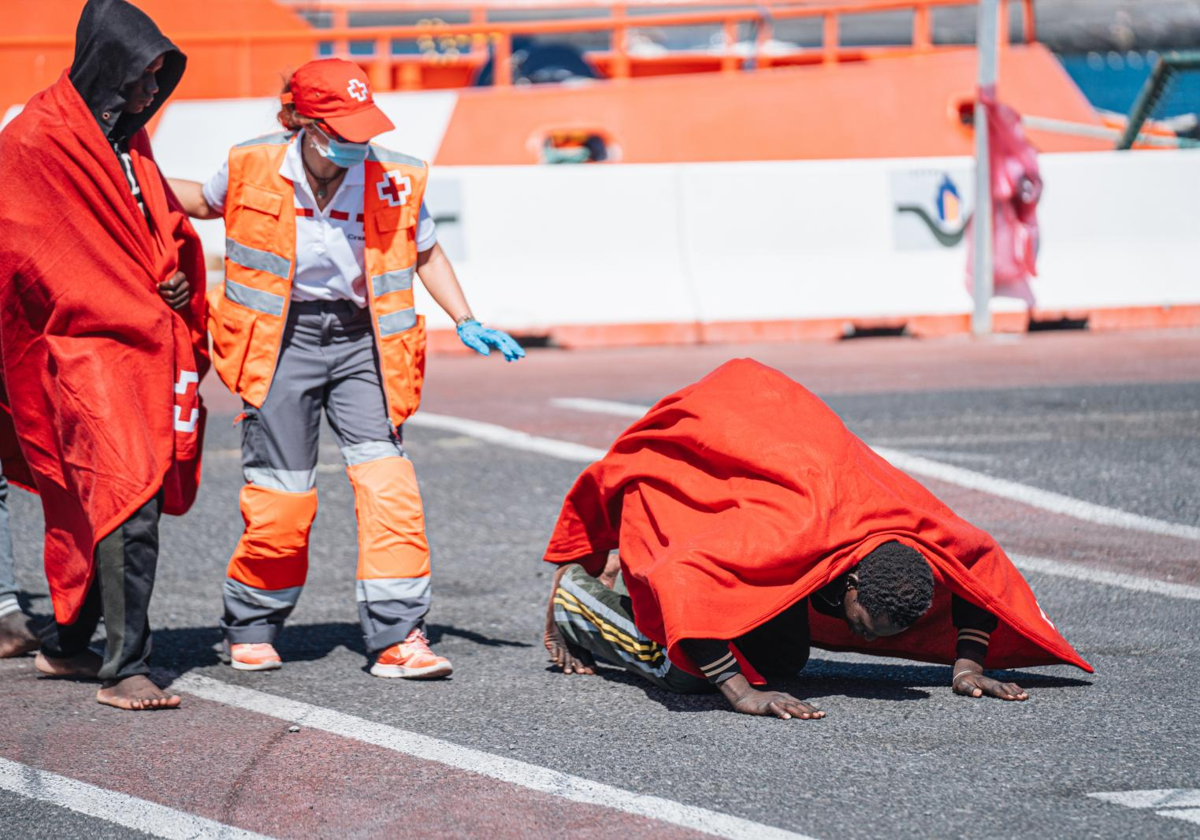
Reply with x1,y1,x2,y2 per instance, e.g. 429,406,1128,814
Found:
456,319,526,362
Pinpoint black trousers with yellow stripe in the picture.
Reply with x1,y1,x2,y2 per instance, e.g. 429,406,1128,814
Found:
553,564,711,694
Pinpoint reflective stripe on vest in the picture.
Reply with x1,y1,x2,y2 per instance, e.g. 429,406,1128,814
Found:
378,307,417,336
224,278,286,316
225,238,292,281
371,266,415,298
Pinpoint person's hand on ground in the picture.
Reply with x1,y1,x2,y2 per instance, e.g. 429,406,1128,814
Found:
953,671,1028,701
456,319,525,362
158,271,190,310
543,624,595,675
729,687,825,720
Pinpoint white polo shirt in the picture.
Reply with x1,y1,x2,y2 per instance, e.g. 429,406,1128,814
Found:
203,131,437,308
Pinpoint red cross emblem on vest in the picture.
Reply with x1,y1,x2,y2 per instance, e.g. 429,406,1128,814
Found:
376,172,412,208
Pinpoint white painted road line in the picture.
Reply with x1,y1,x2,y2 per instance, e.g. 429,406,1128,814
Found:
409,412,607,462
1161,809,1200,826
1089,789,1200,809
551,397,648,418
1089,789,1200,826
548,397,1200,544
872,446,1200,543
175,674,816,840
1013,555,1200,602
0,756,272,840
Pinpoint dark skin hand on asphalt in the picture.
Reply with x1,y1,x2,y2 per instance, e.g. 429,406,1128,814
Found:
543,563,599,677
953,667,1029,701
544,563,1027,720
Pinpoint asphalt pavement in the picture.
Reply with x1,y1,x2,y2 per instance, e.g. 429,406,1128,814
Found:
2,330,1198,839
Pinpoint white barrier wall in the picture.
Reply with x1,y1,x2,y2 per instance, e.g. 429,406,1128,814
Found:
419,150,1200,331
680,158,975,322
1033,151,1200,311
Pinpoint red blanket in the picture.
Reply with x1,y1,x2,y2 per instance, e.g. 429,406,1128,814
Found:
545,359,1091,678
0,72,208,623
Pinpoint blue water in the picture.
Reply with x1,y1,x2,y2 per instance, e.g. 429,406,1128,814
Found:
1058,52,1200,118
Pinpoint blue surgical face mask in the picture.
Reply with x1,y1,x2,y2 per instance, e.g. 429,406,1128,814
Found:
308,124,369,168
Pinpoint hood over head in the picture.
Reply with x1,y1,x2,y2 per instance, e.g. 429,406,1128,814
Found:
69,0,186,143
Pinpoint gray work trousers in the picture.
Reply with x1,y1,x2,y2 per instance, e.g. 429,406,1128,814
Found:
220,300,432,653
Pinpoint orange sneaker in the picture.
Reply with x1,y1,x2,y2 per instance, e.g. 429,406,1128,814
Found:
229,642,282,672
370,629,453,679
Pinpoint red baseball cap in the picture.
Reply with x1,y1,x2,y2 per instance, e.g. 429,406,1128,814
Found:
283,58,394,143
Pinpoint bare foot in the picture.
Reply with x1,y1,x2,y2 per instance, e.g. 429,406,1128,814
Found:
0,611,39,658
35,649,103,679
96,675,181,711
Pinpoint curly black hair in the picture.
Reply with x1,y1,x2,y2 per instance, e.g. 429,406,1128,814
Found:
854,541,934,629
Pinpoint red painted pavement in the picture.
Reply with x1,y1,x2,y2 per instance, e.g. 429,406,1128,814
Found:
0,660,710,840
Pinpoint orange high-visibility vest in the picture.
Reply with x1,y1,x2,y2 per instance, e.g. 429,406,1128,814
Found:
207,131,428,426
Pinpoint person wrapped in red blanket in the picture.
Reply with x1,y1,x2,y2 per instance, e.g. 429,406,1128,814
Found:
0,0,208,710
543,360,1090,720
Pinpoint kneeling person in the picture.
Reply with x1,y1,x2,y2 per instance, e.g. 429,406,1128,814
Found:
546,542,1021,719
542,360,1088,719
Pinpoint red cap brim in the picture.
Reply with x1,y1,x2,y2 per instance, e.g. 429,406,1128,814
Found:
324,103,395,144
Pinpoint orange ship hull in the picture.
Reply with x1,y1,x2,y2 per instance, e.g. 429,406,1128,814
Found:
2,0,1111,164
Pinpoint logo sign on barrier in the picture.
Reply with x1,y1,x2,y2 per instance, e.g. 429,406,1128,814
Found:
891,168,974,250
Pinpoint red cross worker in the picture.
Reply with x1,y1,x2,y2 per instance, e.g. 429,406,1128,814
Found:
167,57,525,680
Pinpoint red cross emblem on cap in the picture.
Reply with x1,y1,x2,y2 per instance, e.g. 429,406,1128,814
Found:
377,172,412,208
285,59,395,143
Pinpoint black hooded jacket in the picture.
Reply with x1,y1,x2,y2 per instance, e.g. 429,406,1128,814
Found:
69,0,186,146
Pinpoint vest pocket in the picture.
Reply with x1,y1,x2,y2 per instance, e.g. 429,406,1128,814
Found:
208,285,258,397
382,314,426,423
374,205,417,233
238,183,284,218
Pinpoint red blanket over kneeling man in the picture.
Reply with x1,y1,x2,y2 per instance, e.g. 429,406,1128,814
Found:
0,72,209,624
544,359,1091,679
